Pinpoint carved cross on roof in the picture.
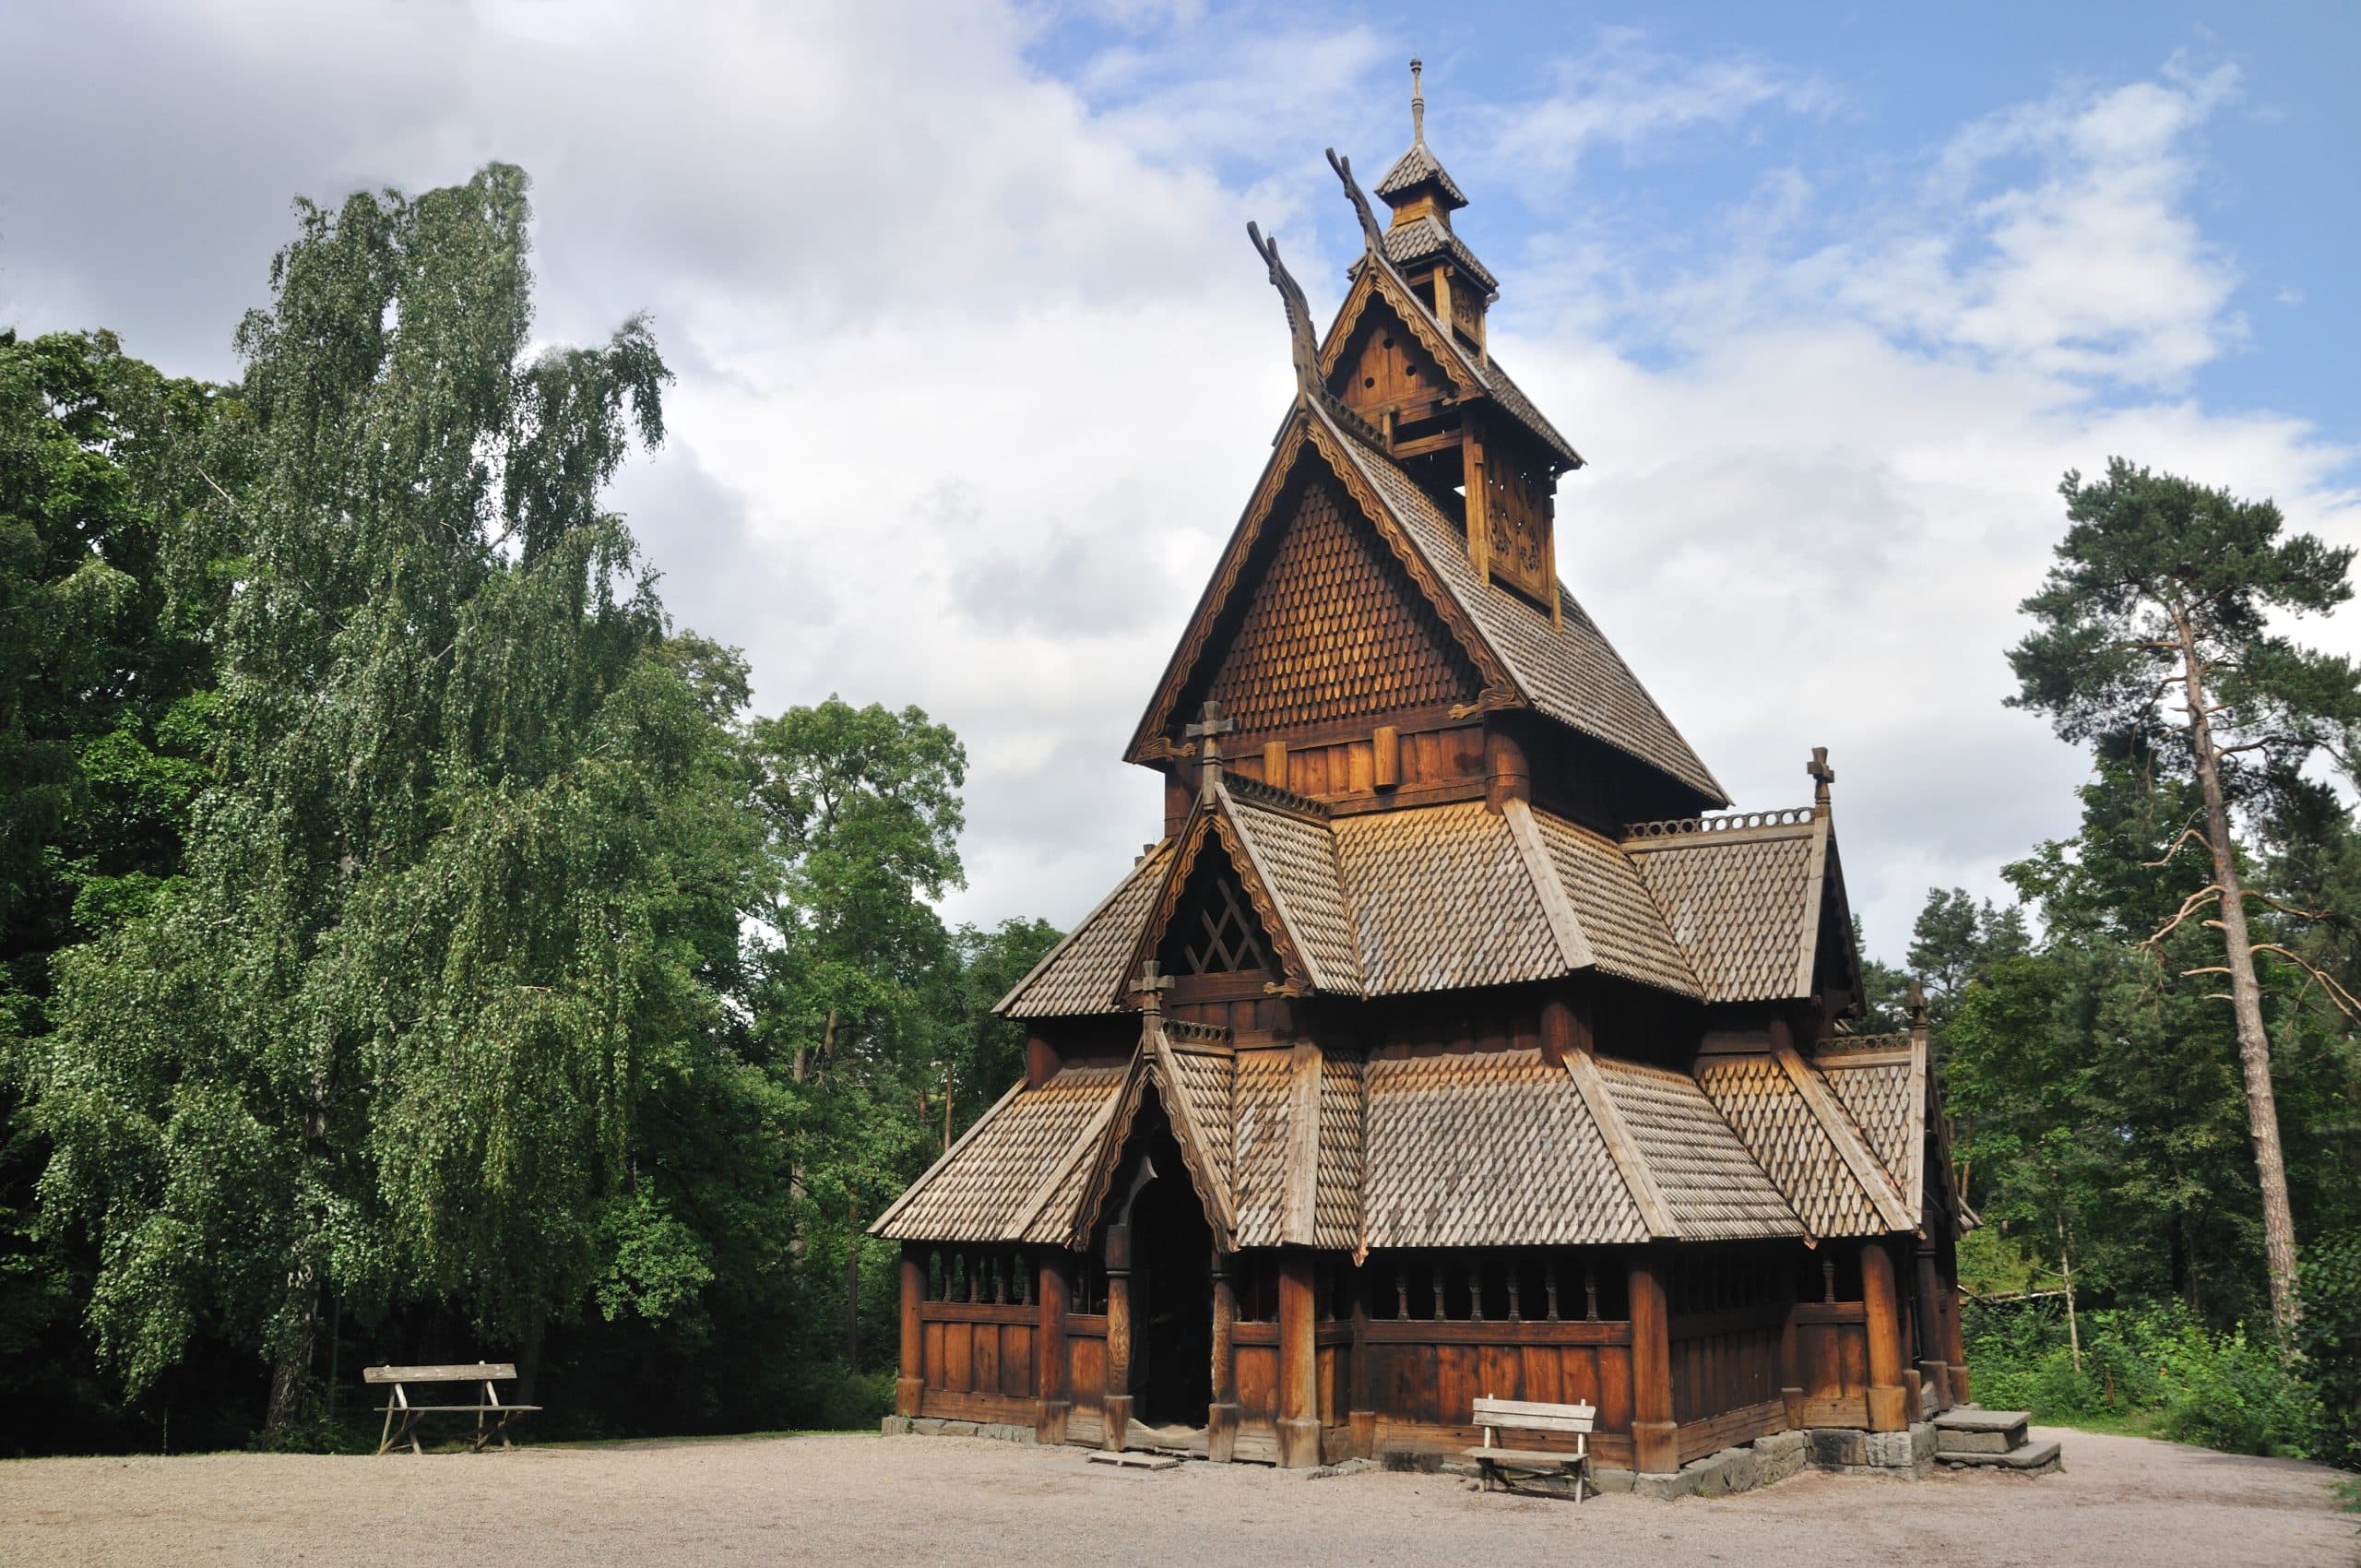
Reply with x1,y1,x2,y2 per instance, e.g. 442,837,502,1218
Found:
1132,960,1177,1018
1184,699,1237,761
1186,700,1237,804
1906,977,1928,1028
1807,746,1834,807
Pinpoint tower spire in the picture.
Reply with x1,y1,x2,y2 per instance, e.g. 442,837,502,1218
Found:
1410,57,1425,144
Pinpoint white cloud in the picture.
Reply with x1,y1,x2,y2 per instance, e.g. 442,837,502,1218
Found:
1,6,2349,962
1475,28,1832,186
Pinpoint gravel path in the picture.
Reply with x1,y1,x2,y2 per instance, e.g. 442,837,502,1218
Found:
1,1426,2352,1567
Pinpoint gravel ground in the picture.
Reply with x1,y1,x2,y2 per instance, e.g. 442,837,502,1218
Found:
1,1426,2352,1568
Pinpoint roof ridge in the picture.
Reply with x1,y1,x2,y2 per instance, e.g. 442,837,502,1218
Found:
1221,768,1333,821
1624,806,1818,842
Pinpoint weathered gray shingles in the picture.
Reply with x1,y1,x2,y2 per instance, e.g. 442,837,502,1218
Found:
1314,1055,1365,1252
1594,1056,1800,1240
1825,1060,1915,1194
1363,1050,1649,1247
1626,828,1819,1002
1326,423,1724,803
1226,794,1362,993
1382,215,1497,292
1335,802,1562,994
1532,811,1699,996
1373,138,1467,204
1165,1046,1236,1201
878,1064,1126,1241
1000,846,1171,1017
1695,1054,1882,1237
1230,1050,1296,1248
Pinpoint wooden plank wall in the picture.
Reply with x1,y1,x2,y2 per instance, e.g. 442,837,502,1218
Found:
1358,1318,1636,1467
1790,1301,1870,1427
915,1301,1037,1422
1669,1303,1787,1461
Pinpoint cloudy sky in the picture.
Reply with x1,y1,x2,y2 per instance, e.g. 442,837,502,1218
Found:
5,1,2356,961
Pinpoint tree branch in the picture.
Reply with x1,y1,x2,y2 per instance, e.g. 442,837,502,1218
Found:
2142,827,2211,871
2251,943,2361,1023
2143,885,2223,950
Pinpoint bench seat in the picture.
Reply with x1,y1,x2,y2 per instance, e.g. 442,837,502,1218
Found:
1470,1396,1596,1503
1463,1444,1587,1468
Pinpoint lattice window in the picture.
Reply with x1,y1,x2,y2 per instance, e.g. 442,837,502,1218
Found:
1182,875,1267,975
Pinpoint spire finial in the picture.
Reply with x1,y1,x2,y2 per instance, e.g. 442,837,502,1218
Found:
1410,57,1426,143
1808,746,1834,808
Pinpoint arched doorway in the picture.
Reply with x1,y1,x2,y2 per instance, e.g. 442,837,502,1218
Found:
1133,1151,1214,1427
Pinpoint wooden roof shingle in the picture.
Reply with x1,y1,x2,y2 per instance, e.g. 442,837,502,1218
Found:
1362,1049,1651,1248
999,844,1173,1018
1697,1051,1893,1238
1623,812,1826,1002
1591,1056,1803,1241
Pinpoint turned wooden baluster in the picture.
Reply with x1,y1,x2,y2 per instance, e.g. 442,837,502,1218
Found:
1584,1265,1599,1324
1394,1265,1409,1322
1430,1265,1447,1322
1506,1268,1523,1322
1468,1265,1484,1322
1822,1254,1837,1305
1544,1261,1562,1322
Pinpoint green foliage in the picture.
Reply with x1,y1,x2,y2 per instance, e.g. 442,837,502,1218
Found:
2300,1231,2361,1469
2009,457,2361,778
1967,1299,2322,1458
14,165,754,1428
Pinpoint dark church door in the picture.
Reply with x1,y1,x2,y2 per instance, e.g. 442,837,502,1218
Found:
1133,1162,1214,1427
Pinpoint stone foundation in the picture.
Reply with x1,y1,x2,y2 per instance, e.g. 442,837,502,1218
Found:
1808,1421,1935,1479
1451,1429,1814,1500
881,1415,1038,1445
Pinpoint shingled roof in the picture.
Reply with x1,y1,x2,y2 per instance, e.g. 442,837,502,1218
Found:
1314,410,1721,800
1001,782,1862,1018
1623,810,1831,1002
1127,407,1714,801
1382,214,1496,293
878,1025,1939,1248
1375,137,1467,207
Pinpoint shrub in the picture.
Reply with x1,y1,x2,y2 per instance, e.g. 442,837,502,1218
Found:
1966,1297,2321,1458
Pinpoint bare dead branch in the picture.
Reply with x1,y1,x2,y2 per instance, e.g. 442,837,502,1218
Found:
2142,828,2212,871
2251,943,2361,1022
2143,884,2223,947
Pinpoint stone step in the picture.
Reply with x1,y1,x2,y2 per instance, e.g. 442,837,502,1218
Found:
1937,1438,2061,1474
1934,1408,2030,1455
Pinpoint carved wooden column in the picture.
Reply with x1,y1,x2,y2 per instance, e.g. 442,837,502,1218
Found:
1940,1232,1972,1405
1347,1264,1376,1460
1861,1238,1910,1432
1779,1252,1806,1431
1629,1250,1678,1475
1276,1248,1320,1468
1037,1250,1072,1446
1207,1251,1241,1461
1914,1240,1952,1412
897,1245,925,1418
1103,1222,1136,1450
1484,728,1529,811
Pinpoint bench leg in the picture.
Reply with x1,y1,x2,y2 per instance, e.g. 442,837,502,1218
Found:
377,1403,396,1457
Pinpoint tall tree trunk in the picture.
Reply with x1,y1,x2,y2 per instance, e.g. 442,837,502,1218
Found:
263,1258,319,1439
2175,607,2303,1337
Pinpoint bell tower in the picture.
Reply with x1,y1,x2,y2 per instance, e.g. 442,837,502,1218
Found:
1318,61,1569,612
1374,58,1495,356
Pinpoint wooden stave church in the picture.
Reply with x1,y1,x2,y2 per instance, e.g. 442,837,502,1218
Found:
873,67,1974,1475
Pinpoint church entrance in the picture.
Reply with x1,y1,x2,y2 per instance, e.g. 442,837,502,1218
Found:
1131,1136,1215,1429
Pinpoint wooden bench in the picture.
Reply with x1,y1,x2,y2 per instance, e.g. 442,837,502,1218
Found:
365,1363,540,1455
1466,1396,1596,1502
